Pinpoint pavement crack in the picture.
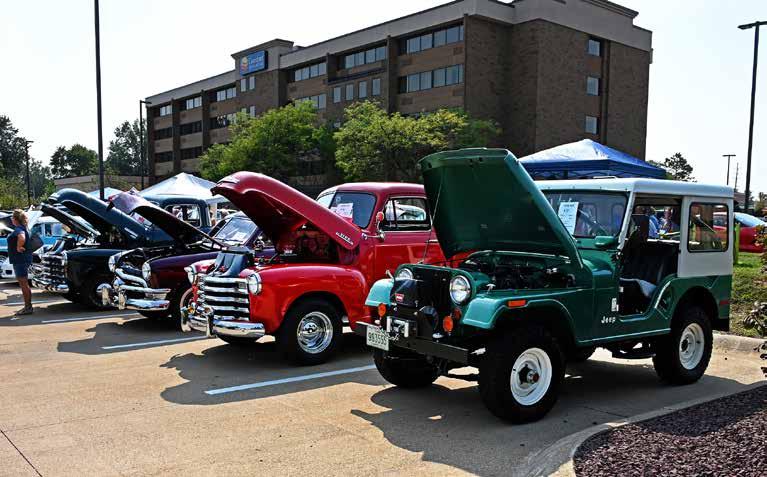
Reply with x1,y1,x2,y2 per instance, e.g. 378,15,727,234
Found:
1,428,43,476
580,405,629,419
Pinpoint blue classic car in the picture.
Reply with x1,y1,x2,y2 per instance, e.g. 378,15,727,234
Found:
0,211,69,280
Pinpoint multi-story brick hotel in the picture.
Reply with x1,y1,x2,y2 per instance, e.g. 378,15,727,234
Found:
145,0,652,192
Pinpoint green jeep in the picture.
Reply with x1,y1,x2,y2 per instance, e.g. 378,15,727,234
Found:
357,148,734,423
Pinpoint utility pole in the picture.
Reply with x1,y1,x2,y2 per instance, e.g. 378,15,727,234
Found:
735,163,740,192
723,154,736,185
94,0,105,200
139,100,152,189
738,20,766,212
24,140,33,207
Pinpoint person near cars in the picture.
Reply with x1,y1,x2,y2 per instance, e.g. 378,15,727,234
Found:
8,209,34,317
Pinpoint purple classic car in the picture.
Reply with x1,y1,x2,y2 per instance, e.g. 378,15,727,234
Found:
102,193,272,329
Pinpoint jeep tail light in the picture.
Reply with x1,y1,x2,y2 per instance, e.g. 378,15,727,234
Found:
507,299,527,308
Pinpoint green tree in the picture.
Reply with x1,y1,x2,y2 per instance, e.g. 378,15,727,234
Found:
658,152,695,182
199,102,334,182
334,102,500,182
107,119,143,175
0,115,28,179
50,144,98,178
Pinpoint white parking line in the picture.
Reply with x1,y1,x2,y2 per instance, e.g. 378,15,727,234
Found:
101,336,208,350
204,364,377,395
42,313,139,324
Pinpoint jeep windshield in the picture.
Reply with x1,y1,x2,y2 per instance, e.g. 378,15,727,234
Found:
543,191,628,238
316,191,376,229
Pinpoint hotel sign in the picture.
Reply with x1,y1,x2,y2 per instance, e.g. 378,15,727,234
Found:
239,50,267,74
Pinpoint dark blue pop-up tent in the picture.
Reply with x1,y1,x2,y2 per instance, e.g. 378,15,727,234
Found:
519,139,666,180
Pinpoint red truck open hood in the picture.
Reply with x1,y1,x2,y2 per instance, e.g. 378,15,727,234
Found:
213,172,362,250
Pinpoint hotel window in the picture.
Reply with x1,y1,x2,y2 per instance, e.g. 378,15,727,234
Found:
293,61,327,82
295,94,327,110
420,71,432,90
183,96,201,110
154,127,173,140
179,121,202,135
587,77,600,96
588,38,602,56
585,116,599,134
210,113,236,129
372,78,381,96
240,78,247,92
399,64,463,93
406,74,420,92
403,25,464,54
249,76,256,90
180,147,203,160
215,86,236,102
158,105,172,117
346,83,354,101
249,105,256,116
155,151,173,163
333,87,341,103
359,81,368,99
343,46,386,69
433,68,446,87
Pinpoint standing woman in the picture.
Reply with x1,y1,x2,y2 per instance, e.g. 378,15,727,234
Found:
8,209,34,316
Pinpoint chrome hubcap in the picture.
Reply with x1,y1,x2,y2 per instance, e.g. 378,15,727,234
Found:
179,288,193,332
296,312,333,354
510,348,552,406
679,323,705,370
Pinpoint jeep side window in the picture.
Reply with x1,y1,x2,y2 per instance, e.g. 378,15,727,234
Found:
381,198,430,232
688,203,728,252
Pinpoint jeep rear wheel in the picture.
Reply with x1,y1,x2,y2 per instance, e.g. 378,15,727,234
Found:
373,348,439,388
479,327,564,423
278,298,343,366
652,306,713,384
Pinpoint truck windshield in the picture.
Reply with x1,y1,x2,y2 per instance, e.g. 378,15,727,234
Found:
214,217,257,245
543,191,628,238
316,192,376,228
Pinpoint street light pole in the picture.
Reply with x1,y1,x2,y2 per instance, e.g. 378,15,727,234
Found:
139,100,152,189
24,140,33,207
739,20,766,212
723,154,736,185
94,0,106,200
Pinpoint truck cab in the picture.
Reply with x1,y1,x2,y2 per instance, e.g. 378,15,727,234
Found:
360,148,733,423
185,172,446,365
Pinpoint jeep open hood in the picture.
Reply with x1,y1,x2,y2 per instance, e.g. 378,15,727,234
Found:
212,172,362,250
109,192,222,246
40,204,100,239
419,148,580,262
48,189,170,243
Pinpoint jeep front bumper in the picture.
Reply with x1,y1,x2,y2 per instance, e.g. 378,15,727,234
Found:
184,302,265,340
101,277,171,312
355,321,469,364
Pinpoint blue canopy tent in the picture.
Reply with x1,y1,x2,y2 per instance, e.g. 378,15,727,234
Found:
519,139,666,180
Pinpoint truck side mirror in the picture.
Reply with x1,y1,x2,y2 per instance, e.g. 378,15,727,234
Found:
374,211,386,240
594,235,619,249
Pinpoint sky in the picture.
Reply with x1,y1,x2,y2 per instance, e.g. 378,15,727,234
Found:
1,0,766,194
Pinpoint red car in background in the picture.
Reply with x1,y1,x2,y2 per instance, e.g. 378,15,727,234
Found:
714,211,765,253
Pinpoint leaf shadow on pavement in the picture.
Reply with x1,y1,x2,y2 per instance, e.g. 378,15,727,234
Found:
159,332,382,405
349,358,752,477
56,316,184,355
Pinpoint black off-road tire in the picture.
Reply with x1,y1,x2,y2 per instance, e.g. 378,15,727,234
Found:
478,327,565,424
569,346,597,363
652,306,713,384
278,298,343,366
373,348,440,388
82,277,113,310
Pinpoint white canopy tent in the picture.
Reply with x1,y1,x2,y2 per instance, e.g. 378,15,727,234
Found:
139,173,226,204
86,187,123,199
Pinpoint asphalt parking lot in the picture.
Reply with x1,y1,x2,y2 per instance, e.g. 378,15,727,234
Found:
0,282,763,477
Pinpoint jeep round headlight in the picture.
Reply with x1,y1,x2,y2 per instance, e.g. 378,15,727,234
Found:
184,266,196,285
142,262,152,282
449,275,471,304
247,273,262,295
108,254,117,272
396,268,414,280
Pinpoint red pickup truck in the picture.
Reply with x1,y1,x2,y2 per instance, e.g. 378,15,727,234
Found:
186,172,447,365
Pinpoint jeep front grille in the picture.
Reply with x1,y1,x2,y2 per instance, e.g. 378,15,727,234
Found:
199,276,250,320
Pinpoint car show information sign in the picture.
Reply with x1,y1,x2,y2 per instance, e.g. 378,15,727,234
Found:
557,202,579,234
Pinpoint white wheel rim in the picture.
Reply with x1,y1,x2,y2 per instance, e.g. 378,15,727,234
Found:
679,323,705,370
179,288,193,332
296,312,334,354
510,347,552,406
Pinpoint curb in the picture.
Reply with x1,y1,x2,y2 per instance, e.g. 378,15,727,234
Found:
713,332,764,353
520,382,767,477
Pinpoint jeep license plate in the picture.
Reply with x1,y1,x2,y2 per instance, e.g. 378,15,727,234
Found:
366,325,389,351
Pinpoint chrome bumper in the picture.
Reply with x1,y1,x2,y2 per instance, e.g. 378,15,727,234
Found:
101,278,171,312
31,276,69,294
185,302,265,339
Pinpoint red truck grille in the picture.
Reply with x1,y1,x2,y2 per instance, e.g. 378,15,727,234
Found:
199,276,250,321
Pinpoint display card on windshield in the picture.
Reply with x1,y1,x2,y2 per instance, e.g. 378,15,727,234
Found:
557,202,579,235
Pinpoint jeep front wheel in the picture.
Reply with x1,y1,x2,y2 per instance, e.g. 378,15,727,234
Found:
373,348,439,388
278,298,343,366
652,306,713,384
479,327,564,423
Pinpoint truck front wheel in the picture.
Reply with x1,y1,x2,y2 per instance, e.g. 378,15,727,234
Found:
479,327,564,423
652,306,713,384
279,298,343,366
373,348,439,388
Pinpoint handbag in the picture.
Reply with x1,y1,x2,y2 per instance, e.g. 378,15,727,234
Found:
26,232,44,253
